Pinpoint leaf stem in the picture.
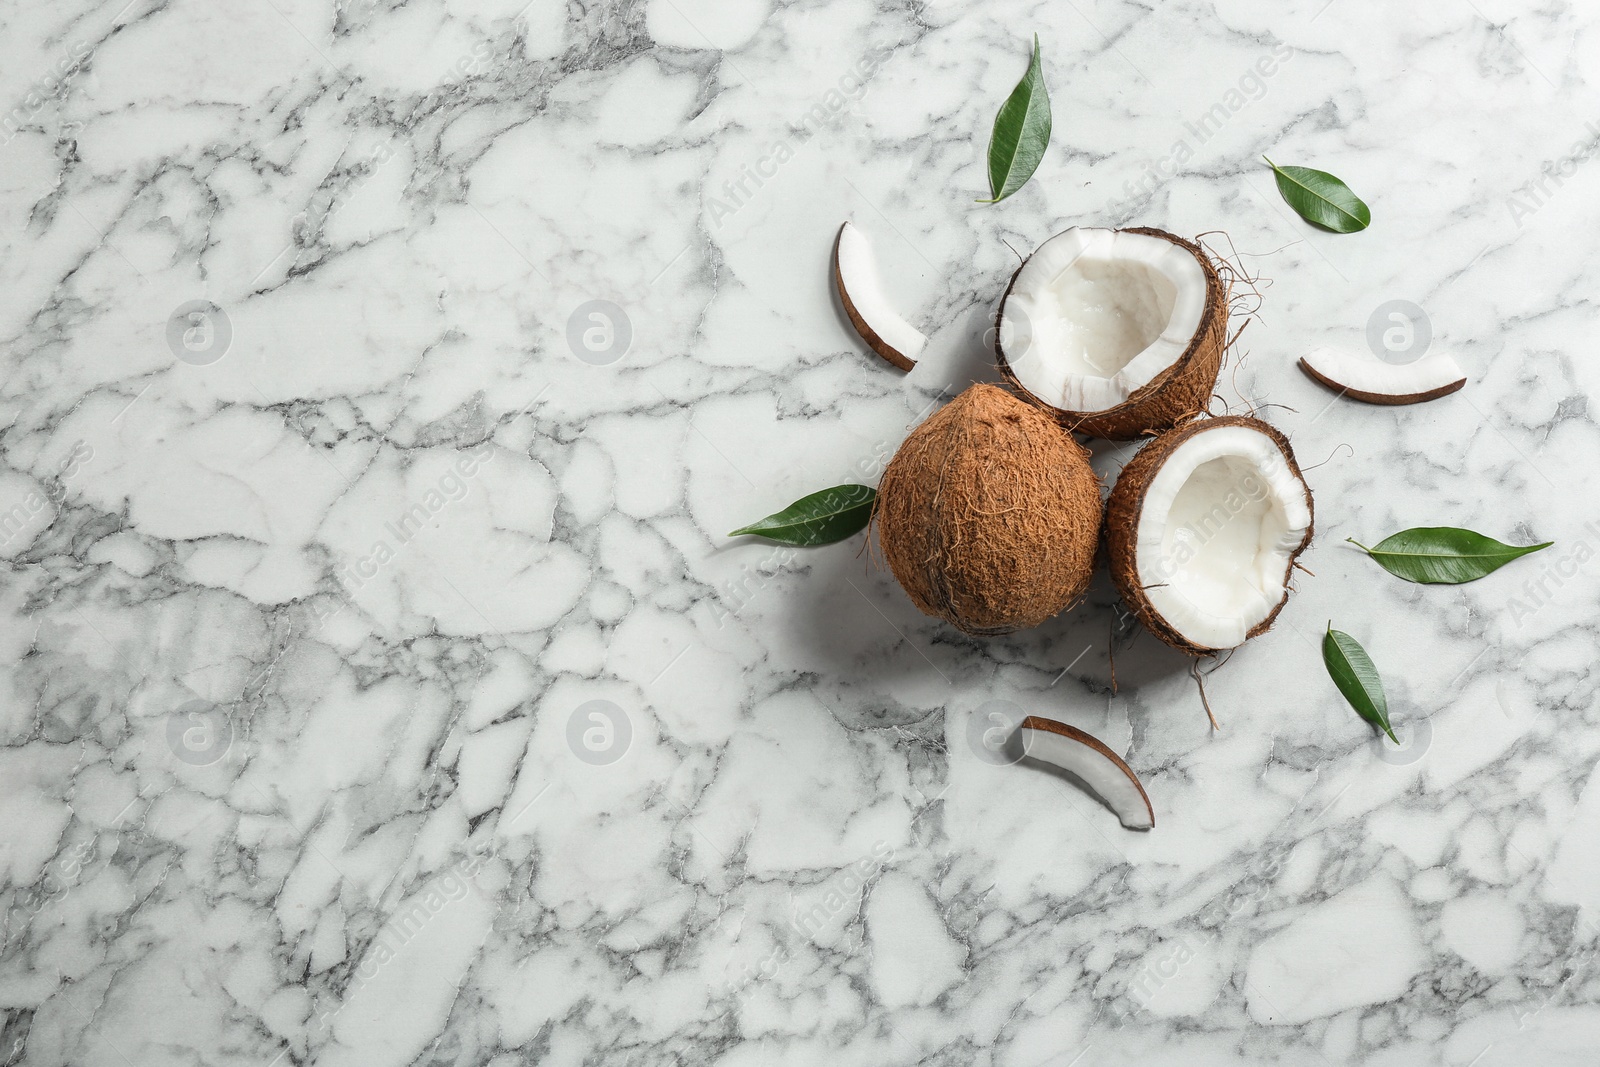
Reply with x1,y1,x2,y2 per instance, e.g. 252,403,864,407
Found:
1345,537,1373,553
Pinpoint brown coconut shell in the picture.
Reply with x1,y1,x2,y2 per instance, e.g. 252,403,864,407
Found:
1104,415,1314,656
995,228,1228,440
873,383,1101,636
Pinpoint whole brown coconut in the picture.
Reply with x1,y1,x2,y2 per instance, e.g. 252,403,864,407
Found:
995,228,1229,441
874,384,1101,635
1105,415,1314,656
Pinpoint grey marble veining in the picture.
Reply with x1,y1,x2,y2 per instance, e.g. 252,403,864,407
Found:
1,0,1599,1064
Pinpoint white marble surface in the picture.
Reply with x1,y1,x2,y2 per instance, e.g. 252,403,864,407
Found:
2,0,1599,1064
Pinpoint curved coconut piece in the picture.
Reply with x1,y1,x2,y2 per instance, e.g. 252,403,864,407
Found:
874,383,1100,635
1298,345,1467,405
1019,716,1154,830
995,227,1227,440
1106,415,1314,655
834,221,927,372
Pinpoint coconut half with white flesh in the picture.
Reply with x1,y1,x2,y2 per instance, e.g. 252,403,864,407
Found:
1298,345,1467,405
835,222,927,371
995,227,1228,439
1018,716,1154,830
1106,416,1314,655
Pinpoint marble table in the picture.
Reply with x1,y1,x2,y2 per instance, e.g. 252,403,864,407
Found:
2,0,1598,1064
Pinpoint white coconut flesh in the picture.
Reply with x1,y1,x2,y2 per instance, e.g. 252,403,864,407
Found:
836,222,927,363
1299,345,1466,398
1136,426,1312,650
1019,718,1154,830
1003,227,1208,413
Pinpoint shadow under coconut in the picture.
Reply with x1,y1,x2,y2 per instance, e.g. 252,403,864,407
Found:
784,532,1199,734
782,539,995,730
913,303,1009,396
981,568,1198,697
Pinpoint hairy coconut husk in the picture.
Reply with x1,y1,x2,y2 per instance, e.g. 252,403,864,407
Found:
995,228,1228,440
1104,415,1314,656
874,384,1101,636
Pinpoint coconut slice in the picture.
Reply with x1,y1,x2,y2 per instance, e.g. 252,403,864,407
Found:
1106,416,1314,655
996,227,1227,439
1018,716,1154,830
1298,345,1467,405
834,221,927,371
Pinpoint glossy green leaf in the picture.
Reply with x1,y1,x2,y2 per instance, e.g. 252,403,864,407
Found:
1348,528,1552,584
979,35,1051,204
1264,157,1371,233
728,485,876,546
1323,625,1397,744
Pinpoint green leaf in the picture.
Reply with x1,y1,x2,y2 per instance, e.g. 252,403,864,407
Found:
1323,625,1398,744
1347,528,1553,584
979,34,1051,204
1264,157,1371,233
728,485,876,546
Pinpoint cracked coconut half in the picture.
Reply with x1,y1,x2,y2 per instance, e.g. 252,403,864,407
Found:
995,227,1228,439
1106,416,1314,655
